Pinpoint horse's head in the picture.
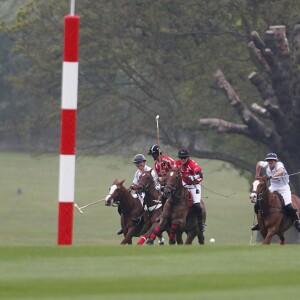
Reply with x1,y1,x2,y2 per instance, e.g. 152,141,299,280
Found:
249,176,268,203
105,179,125,206
164,167,182,198
136,170,153,195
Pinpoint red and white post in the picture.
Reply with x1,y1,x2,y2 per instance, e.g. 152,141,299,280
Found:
58,0,80,245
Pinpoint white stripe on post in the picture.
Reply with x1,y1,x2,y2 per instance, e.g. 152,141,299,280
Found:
59,155,76,202
61,62,79,109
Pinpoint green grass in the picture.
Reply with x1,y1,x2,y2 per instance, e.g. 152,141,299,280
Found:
0,152,252,246
0,245,300,300
1,152,300,299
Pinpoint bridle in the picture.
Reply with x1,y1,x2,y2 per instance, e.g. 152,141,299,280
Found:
164,170,186,198
256,180,267,202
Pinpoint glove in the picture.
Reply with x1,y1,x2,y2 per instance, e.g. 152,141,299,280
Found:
188,175,195,182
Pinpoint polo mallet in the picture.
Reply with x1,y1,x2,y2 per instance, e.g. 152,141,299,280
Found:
74,199,104,214
249,213,256,245
155,115,161,162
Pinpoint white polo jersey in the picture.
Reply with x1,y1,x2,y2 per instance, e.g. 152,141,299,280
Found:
259,161,291,205
259,161,289,187
133,165,161,190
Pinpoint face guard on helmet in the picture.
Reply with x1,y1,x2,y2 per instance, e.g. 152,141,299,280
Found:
148,144,162,158
133,154,146,163
178,148,190,159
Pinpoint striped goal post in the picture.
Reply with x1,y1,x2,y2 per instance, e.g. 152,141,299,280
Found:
58,0,80,245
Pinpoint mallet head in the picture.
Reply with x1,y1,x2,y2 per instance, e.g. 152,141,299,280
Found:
74,203,83,214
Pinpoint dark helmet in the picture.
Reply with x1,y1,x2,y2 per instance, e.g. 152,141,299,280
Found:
133,154,146,163
178,148,190,159
265,152,278,161
148,144,162,157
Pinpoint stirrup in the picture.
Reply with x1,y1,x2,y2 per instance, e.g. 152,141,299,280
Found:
251,223,259,231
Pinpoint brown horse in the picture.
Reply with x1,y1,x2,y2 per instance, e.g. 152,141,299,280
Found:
105,179,144,245
136,170,166,245
147,167,206,245
250,176,300,245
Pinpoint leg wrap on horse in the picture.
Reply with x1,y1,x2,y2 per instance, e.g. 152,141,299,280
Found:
137,235,147,245
149,227,161,241
169,224,177,241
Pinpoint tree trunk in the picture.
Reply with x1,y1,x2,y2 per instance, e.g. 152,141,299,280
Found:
198,24,300,194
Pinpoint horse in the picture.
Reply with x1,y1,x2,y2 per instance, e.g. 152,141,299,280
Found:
250,175,300,245
105,179,144,245
147,167,206,245
136,169,166,245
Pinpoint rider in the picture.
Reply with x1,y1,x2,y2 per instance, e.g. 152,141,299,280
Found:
148,144,175,204
251,152,300,232
129,153,160,193
117,154,160,235
175,148,205,232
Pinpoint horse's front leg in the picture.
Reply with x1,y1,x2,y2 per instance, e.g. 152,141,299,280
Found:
262,227,277,245
120,226,136,245
137,210,163,245
146,204,170,245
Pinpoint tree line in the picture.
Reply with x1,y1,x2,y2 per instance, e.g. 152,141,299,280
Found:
1,0,300,191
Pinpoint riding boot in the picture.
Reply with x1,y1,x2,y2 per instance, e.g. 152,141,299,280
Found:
159,193,168,205
251,224,259,231
284,204,300,232
116,228,123,235
193,203,205,232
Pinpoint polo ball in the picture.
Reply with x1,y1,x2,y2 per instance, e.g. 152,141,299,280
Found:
209,238,215,243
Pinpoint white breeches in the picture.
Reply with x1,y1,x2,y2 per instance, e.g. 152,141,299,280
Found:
269,185,291,206
183,182,201,204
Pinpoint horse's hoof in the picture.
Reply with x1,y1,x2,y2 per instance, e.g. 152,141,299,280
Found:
146,239,154,245
158,237,165,245
279,240,286,245
169,239,176,245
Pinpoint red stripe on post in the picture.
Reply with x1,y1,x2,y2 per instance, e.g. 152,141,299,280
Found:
64,15,80,62
61,109,77,155
58,202,74,245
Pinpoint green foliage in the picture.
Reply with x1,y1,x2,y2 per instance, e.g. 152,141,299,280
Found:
1,0,300,166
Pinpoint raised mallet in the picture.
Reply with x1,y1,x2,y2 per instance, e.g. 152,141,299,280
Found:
74,199,104,214
155,115,161,162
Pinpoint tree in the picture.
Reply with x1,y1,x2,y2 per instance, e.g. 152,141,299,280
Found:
199,24,300,193
2,0,300,190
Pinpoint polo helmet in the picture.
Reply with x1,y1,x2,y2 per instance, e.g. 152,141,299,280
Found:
148,144,162,157
265,153,278,161
178,148,190,159
133,154,146,163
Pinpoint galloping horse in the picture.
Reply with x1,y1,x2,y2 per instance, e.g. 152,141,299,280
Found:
250,176,300,245
147,167,206,245
136,170,165,245
105,179,144,244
